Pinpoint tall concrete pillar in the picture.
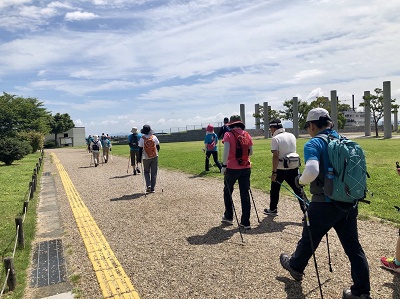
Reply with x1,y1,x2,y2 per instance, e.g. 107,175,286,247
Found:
394,108,398,132
330,90,338,131
263,102,269,138
383,81,392,139
293,97,299,138
255,104,260,130
240,104,246,128
364,91,371,136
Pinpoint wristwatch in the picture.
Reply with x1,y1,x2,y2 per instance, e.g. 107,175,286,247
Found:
222,164,227,167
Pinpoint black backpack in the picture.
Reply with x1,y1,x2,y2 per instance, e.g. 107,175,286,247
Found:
129,133,139,149
92,140,100,151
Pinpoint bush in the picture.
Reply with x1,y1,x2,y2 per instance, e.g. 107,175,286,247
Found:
0,137,32,165
43,140,57,149
17,131,45,152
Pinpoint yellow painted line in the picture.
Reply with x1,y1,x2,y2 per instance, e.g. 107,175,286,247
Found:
52,153,140,299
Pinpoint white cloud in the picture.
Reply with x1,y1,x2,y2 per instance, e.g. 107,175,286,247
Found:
65,11,99,21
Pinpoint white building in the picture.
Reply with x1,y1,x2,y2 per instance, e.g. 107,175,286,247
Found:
343,110,365,127
45,127,86,147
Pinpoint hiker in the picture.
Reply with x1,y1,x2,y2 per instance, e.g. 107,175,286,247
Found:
90,135,102,167
279,108,371,299
204,124,222,172
264,118,305,218
380,166,400,273
217,117,230,139
86,135,93,153
128,127,142,175
138,125,160,193
101,133,112,163
221,115,253,229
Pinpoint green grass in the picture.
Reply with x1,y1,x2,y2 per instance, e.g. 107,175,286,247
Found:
0,153,42,299
111,137,400,225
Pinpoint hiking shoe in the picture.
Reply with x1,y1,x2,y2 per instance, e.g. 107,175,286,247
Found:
342,288,371,299
136,167,141,173
264,208,278,216
146,186,151,193
150,188,155,193
133,170,137,175
239,223,251,230
280,253,304,281
221,216,233,225
380,256,400,273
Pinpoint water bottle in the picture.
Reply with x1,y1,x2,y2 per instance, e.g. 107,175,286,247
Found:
324,167,334,197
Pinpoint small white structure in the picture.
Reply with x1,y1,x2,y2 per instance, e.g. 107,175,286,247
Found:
45,127,86,147
343,110,365,127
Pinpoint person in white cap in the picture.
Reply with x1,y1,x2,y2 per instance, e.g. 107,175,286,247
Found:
90,134,102,167
128,127,142,175
280,108,371,299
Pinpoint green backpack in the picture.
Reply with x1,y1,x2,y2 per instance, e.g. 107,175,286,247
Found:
317,134,368,203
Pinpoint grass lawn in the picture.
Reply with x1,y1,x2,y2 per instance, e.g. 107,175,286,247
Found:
0,152,42,299
112,136,400,225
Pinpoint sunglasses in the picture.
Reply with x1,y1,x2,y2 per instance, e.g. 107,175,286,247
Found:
304,122,311,130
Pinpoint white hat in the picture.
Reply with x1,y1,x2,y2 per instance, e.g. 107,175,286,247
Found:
306,108,332,122
131,127,138,133
93,134,99,140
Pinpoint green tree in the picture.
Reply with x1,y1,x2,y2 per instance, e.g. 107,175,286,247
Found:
360,88,397,137
49,113,75,146
279,99,311,129
0,92,51,138
252,106,280,129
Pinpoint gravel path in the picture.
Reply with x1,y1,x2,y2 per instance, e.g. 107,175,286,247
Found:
36,148,400,298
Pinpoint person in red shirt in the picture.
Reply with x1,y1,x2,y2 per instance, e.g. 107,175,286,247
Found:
220,115,253,229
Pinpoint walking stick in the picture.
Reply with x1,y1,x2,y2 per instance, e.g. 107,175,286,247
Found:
249,188,261,223
278,181,324,298
127,155,131,173
223,174,244,243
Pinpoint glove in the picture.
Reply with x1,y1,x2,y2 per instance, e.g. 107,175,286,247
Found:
221,167,226,175
110,148,112,151
295,174,304,189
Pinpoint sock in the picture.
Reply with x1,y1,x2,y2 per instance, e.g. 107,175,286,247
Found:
394,258,400,266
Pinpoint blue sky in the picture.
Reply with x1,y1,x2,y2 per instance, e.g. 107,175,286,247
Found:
1,0,400,135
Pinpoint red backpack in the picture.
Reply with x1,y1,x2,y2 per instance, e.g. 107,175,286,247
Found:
143,135,157,158
230,130,251,166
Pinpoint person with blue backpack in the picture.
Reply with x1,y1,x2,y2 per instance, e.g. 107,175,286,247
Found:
280,108,371,299
128,127,142,175
204,124,222,172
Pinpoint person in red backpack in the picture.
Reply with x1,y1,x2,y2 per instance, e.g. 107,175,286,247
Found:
203,124,222,172
138,125,160,193
221,115,253,229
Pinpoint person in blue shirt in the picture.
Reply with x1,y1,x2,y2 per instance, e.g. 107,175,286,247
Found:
279,108,371,299
128,127,142,175
101,133,112,163
204,124,222,172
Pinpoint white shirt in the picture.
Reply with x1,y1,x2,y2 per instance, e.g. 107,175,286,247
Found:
271,128,297,169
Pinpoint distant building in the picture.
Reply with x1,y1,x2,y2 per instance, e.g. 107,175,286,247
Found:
45,127,86,147
343,110,365,127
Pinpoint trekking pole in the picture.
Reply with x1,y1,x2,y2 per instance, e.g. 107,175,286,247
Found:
249,188,261,223
127,155,131,173
140,161,147,197
223,175,244,243
279,182,324,299
157,164,164,193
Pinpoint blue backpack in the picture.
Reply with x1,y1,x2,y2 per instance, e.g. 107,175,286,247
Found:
317,134,368,203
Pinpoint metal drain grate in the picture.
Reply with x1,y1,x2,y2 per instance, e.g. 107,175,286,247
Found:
30,239,67,287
